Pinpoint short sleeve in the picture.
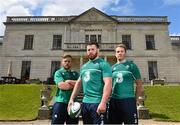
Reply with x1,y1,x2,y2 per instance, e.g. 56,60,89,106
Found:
54,71,64,85
100,62,112,78
131,63,141,80
79,66,84,80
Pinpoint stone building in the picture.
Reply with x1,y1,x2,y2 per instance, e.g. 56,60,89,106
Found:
0,7,179,83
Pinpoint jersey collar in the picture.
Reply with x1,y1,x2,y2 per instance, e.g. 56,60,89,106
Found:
117,59,127,64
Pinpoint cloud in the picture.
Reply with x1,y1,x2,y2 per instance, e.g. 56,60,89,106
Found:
161,0,180,6
109,0,134,15
170,33,180,36
41,0,112,16
0,4,32,36
6,5,31,16
1,0,128,36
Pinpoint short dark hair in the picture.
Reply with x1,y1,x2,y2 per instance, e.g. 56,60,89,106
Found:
115,43,127,53
62,54,72,59
86,41,99,48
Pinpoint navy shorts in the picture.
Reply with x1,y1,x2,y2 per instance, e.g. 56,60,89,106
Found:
108,97,138,124
81,103,108,124
51,102,78,125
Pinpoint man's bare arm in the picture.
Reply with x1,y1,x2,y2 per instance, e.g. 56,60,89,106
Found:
58,81,74,90
135,79,143,104
97,77,112,114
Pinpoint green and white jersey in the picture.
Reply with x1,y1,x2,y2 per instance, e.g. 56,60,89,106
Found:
111,60,141,99
80,58,112,103
54,67,79,103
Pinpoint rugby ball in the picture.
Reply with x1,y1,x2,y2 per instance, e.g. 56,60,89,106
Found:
68,102,81,118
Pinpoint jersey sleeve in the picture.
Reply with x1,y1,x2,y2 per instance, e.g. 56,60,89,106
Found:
101,61,112,78
54,70,64,85
79,67,83,80
131,63,141,80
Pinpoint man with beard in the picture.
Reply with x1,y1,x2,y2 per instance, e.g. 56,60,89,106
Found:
68,41,112,124
51,54,79,125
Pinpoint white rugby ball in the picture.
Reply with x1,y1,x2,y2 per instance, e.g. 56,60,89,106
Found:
68,102,81,118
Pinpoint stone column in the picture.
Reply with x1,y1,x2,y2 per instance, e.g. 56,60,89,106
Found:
38,85,52,119
137,86,150,119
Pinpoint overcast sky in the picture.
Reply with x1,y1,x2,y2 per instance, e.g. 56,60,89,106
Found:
0,0,180,36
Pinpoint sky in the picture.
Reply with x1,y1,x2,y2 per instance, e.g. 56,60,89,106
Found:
0,0,180,36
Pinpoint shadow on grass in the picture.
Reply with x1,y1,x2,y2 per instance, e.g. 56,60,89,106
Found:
150,112,170,120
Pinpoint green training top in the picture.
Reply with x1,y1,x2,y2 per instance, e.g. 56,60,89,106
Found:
80,58,112,103
111,60,141,99
54,67,79,103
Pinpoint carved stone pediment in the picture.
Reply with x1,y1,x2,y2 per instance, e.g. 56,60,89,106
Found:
70,8,117,23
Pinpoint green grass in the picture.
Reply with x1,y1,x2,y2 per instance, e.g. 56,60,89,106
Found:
144,86,180,122
0,84,43,120
0,84,180,121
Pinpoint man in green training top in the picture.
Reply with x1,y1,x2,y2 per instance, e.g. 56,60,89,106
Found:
51,54,79,125
68,41,112,124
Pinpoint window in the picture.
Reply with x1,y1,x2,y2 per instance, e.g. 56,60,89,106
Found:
122,35,131,49
51,61,60,77
52,35,62,49
146,35,155,50
148,61,158,80
21,61,31,80
85,35,89,43
85,34,101,43
98,35,101,43
24,35,33,50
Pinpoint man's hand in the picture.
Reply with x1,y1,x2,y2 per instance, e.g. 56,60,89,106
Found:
67,99,74,112
96,102,106,115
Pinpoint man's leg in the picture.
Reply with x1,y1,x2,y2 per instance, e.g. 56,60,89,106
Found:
108,98,123,124
122,98,138,125
51,102,66,124
81,103,92,124
90,103,108,124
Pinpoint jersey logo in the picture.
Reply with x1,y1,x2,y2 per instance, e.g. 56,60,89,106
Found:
83,71,90,82
113,67,116,71
126,65,130,69
116,72,123,83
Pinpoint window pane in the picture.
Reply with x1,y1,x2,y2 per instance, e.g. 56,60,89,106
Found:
148,61,158,80
53,35,62,49
24,35,33,49
146,35,155,50
98,35,101,43
122,35,131,49
85,35,89,43
90,35,97,42
51,61,60,77
21,61,31,80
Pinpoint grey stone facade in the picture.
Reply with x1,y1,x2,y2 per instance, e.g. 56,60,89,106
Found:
0,8,180,82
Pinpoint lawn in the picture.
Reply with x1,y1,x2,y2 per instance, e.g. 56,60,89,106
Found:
144,85,180,122
0,84,43,120
0,84,180,122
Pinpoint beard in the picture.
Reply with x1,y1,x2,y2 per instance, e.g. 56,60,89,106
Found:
64,65,71,70
88,52,98,60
